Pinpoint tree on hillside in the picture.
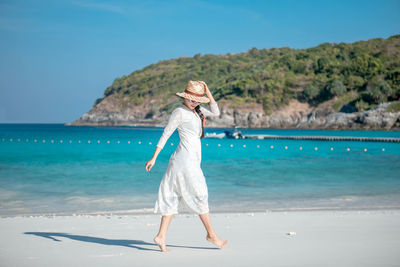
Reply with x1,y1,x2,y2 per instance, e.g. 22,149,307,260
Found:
364,79,393,104
327,79,346,96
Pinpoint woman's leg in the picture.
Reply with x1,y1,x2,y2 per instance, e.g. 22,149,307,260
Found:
199,212,228,248
154,214,174,252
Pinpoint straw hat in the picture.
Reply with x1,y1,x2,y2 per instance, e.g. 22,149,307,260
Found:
176,80,210,103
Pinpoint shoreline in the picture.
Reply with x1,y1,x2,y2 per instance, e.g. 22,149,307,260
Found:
64,122,400,131
2,205,400,219
1,122,400,132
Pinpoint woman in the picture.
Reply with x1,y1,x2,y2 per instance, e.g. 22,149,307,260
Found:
145,80,228,252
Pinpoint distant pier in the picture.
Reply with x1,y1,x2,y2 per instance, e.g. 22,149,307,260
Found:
243,134,400,143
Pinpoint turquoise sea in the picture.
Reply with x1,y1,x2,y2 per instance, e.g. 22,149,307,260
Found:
0,124,400,216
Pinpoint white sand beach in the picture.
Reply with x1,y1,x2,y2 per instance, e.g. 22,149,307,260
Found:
1,209,400,267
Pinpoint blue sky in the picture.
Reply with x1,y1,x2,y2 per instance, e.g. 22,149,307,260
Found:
0,0,399,123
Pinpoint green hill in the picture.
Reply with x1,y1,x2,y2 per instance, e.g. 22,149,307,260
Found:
95,34,400,115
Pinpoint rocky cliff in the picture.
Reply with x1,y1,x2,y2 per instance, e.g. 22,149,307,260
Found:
66,97,400,130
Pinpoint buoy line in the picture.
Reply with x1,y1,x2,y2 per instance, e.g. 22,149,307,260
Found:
1,137,388,152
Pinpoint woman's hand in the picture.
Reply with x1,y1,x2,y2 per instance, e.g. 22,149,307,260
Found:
198,81,210,93
145,158,156,172
198,81,216,104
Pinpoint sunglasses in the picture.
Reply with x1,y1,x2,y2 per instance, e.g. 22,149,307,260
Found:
187,99,200,104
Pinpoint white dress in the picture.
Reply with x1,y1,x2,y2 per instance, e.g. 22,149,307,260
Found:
153,102,220,216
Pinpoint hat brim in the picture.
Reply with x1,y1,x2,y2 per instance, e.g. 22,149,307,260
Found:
176,92,210,103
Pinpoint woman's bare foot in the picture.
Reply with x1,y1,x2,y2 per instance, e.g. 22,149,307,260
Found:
206,234,228,248
154,236,171,252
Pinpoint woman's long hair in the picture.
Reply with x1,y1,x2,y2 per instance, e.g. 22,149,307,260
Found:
194,105,206,139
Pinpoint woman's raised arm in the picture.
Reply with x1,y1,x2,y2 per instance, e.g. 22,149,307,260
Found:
200,102,220,117
198,81,220,117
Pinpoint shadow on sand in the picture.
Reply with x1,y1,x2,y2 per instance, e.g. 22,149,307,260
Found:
24,232,219,252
